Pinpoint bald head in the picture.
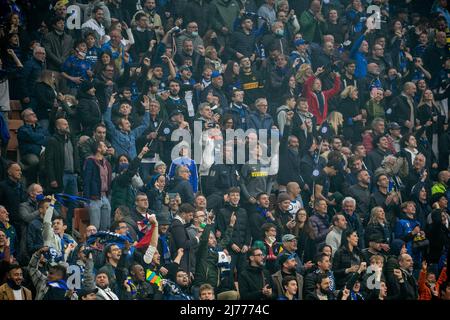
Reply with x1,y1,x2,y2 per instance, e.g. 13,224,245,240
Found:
367,63,380,75
55,118,70,135
310,0,321,13
286,182,300,196
403,82,417,97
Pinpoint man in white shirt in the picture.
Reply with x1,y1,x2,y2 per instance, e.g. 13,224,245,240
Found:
325,214,347,257
81,6,106,45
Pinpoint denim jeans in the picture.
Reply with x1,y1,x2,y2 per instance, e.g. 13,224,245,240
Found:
62,173,78,232
89,196,111,231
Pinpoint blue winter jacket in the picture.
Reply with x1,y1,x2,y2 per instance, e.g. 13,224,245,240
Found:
350,34,368,79
17,123,49,156
394,217,421,255
103,107,150,159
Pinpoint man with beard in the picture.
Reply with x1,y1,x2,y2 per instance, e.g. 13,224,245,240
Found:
238,247,275,300
174,39,205,80
272,253,304,300
44,118,80,233
304,253,336,297
163,268,194,300
0,264,32,300
79,123,114,165
83,253,119,300
104,93,150,159
306,273,346,300
164,79,191,123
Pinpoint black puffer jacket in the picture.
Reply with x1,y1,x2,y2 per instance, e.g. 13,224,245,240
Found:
77,92,102,135
217,202,251,248
34,81,56,121
238,265,275,300
332,245,365,289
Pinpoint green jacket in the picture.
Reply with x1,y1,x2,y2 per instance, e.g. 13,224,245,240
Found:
299,10,327,44
209,0,241,33
111,156,142,212
365,99,385,122
193,223,233,288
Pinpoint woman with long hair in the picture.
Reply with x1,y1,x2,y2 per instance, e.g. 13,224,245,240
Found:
291,208,317,263
295,63,313,86
203,30,222,55
364,206,392,246
319,111,344,141
34,70,57,130
332,229,366,289
223,60,241,98
417,89,445,154
94,50,117,77
6,13,30,52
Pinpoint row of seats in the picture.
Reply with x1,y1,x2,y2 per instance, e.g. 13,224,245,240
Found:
7,100,23,161
5,100,91,240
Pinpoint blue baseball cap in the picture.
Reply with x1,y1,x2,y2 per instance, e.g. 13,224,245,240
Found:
211,70,222,79
294,39,308,46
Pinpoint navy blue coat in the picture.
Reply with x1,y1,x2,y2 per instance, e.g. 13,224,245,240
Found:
83,157,112,199
17,123,49,156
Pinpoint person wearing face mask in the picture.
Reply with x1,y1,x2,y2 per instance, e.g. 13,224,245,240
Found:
61,40,93,94
175,21,204,53
261,21,289,57
253,223,282,274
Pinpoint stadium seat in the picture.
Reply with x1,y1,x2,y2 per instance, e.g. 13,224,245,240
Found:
9,100,22,120
6,119,23,161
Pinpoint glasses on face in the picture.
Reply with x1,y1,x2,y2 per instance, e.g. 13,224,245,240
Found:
253,253,265,257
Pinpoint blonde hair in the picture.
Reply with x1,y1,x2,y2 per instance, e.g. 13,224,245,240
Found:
418,89,437,109
327,111,343,134
368,206,387,225
295,63,312,84
340,85,358,99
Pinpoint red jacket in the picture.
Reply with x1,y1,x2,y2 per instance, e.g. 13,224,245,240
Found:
418,266,447,300
302,74,341,125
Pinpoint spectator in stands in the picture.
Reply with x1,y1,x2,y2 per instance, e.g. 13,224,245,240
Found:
44,118,80,233
17,108,48,183
43,16,73,73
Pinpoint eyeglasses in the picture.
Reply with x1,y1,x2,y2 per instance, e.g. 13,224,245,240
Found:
253,253,265,257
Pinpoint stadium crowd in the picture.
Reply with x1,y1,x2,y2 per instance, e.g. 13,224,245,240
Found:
0,0,449,301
